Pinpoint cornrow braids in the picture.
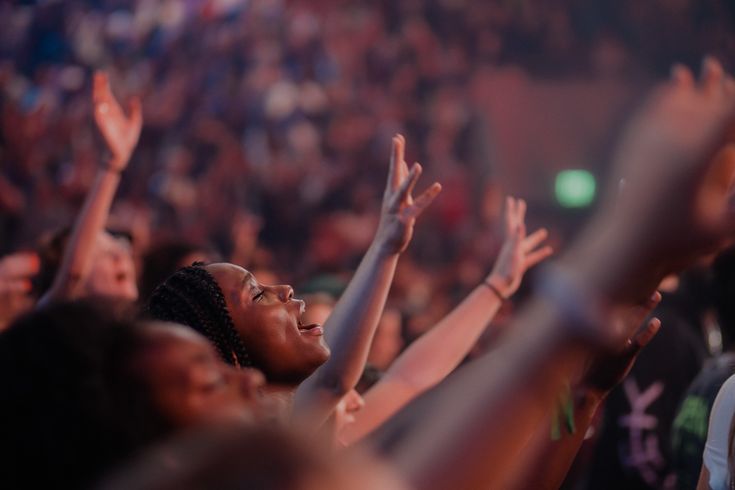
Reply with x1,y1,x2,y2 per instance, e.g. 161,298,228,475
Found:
147,264,252,368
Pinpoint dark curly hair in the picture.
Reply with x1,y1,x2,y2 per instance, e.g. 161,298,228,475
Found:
0,300,173,489
138,242,216,303
147,263,251,368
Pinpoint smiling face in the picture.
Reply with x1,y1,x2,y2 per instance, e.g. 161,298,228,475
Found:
204,263,330,385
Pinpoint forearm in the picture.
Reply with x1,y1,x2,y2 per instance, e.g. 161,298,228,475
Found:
294,241,399,423
340,286,502,445
389,299,587,490
509,389,603,490
382,232,642,490
385,283,502,393
42,166,121,303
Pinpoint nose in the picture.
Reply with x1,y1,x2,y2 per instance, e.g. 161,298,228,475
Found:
276,285,294,302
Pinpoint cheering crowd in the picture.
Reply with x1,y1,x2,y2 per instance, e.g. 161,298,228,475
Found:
3,1,735,489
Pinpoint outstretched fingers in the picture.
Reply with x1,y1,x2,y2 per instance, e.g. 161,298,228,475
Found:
524,245,554,269
0,252,39,279
402,182,442,220
389,163,422,211
504,197,516,236
127,96,143,132
403,162,422,203
516,198,527,232
93,71,110,106
627,317,662,356
626,290,662,331
701,56,725,94
0,278,33,295
670,63,695,89
388,134,406,192
522,228,548,252
93,71,123,120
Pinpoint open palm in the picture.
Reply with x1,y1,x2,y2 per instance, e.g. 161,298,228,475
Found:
486,197,553,298
93,71,142,171
376,134,442,254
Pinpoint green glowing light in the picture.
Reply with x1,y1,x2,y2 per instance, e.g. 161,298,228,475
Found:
555,170,596,208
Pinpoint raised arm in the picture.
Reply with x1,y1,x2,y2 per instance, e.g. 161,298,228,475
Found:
293,135,441,426
39,72,141,306
339,196,552,445
511,297,662,490
373,59,735,490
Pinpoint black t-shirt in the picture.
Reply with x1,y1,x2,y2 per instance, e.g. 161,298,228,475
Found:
582,308,705,490
670,353,735,490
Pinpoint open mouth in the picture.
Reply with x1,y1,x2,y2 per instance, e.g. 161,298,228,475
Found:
297,321,324,336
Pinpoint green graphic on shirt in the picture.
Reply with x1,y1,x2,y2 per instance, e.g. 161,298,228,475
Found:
671,396,709,450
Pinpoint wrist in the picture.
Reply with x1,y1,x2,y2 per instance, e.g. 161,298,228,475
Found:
482,276,508,301
372,225,406,258
101,163,124,175
370,239,402,260
105,154,129,173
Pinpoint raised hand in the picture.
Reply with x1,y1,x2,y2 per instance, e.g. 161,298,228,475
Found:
581,292,662,396
375,134,442,255
93,71,142,171
486,197,553,298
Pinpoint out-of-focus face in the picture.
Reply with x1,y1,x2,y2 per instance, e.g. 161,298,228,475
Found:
204,263,330,385
82,231,138,301
334,388,365,446
137,323,268,428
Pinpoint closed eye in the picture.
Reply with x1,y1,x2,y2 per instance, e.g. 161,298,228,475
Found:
253,290,264,302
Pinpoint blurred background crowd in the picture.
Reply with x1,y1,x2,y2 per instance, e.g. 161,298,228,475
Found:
3,0,734,284
1,2,735,488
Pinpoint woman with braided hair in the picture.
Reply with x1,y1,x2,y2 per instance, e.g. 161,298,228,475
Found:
148,264,253,369
149,134,442,426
